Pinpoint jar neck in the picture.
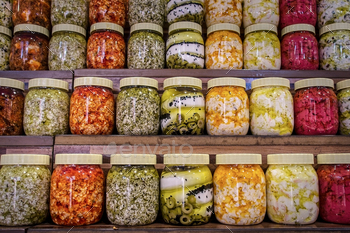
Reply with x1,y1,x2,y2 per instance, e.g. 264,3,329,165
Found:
92,29,122,36
132,29,162,37
30,86,67,92
169,29,200,36
165,85,202,91
121,85,157,90
15,31,48,39
297,86,333,91
53,30,85,38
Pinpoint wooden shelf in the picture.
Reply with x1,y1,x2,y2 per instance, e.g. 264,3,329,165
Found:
0,136,53,146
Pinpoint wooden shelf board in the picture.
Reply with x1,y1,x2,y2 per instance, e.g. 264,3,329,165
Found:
0,226,27,233
0,136,54,146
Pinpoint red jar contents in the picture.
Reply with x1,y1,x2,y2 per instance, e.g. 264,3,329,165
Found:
294,78,339,135
89,0,126,27
317,154,350,224
281,24,319,70
279,0,316,29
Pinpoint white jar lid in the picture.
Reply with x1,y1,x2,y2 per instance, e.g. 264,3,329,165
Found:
1,154,50,165
29,78,69,91
164,77,202,90
163,154,209,165
336,79,350,91
251,77,290,89
294,78,334,90
130,23,163,36
74,77,113,89
0,78,24,90
216,154,262,164
168,21,202,35
207,77,246,89
110,154,156,165
55,154,102,165
244,23,278,36
318,153,350,164
52,24,86,37
0,25,12,37
320,23,350,36
120,77,158,89
14,24,49,37
207,23,240,35
267,154,314,165
281,24,315,37
90,22,124,36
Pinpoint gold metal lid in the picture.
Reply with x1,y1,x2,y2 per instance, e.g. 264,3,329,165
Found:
55,154,103,165
207,77,246,89
168,22,202,34
14,24,50,37
90,22,124,36
120,77,158,89
163,77,202,89
52,24,86,37
163,154,209,165
267,153,314,165
110,154,157,165
317,153,350,164
336,79,350,91
0,25,12,37
251,77,290,89
1,154,50,165
244,23,278,36
294,78,334,90
0,78,24,90
281,24,315,37
320,23,350,36
130,23,163,36
29,78,69,91
216,154,262,164
207,23,240,35
74,77,113,89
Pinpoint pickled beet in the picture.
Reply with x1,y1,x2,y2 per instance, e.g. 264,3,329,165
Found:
280,0,317,29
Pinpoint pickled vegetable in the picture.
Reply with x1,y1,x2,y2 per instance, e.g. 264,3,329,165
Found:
128,0,164,26
89,0,126,27
0,31,11,70
167,0,204,24
338,88,350,135
280,0,317,29
51,0,88,28
317,0,350,28
0,0,12,28
243,0,279,28
204,0,242,27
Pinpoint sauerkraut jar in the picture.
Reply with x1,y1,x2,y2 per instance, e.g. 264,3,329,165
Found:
0,0,12,28
89,0,126,27
0,26,11,70
337,79,350,135
317,0,350,28
250,78,294,136
243,0,279,28
317,153,350,224
10,24,49,70
0,154,51,226
266,153,319,225
204,0,242,27
107,154,159,226
128,0,164,26
279,0,316,29
281,24,319,70
51,0,88,29
214,154,266,225
243,24,281,70
166,0,204,25
87,23,126,69
49,24,87,71
161,77,205,135
70,77,115,135
161,154,213,226
166,22,204,69
294,78,339,135
206,78,249,135
205,23,243,70
50,154,104,226
319,23,350,70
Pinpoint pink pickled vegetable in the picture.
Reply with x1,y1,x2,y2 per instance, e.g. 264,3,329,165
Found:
280,0,317,29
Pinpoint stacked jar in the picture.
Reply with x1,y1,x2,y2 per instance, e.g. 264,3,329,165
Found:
51,0,89,29
205,23,243,70
160,154,213,225
281,24,319,70
0,78,25,135
128,0,164,26
266,153,319,225
161,77,205,135
279,0,317,29
250,78,294,136
204,0,242,27
0,26,11,70
70,77,115,135
243,0,279,28
106,154,159,226
214,154,266,225
317,0,350,28
89,0,126,27
337,79,350,135
243,24,281,70
206,77,249,135
0,0,12,28
294,78,339,135
166,0,204,25
166,22,204,69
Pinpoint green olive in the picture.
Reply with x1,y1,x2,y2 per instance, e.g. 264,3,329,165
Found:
163,214,170,223
180,214,193,225
169,210,177,219
176,206,182,216
187,195,196,204
162,205,169,214
166,197,176,209
181,203,193,214
197,119,204,128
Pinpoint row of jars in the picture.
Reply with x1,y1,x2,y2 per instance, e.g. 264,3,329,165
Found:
0,152,349,226
1,76,350,136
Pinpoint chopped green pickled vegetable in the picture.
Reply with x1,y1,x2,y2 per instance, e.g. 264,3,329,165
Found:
51,0,88,28
0,33,10,70
338,88,350,135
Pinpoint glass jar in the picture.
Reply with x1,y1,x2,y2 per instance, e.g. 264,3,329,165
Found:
204,0,242,27
70,77,115,135
243,0,279,28
266,154,319,225
250,78,294,136
280,0,316,29
89,0,126,27
107,154,159,226
9,24,49,70
166,22,204,69
160,154,213,226
51,0,88,29
281,24,319,70
50,154,104,226
319,23,350,70
0,0,12,28
0,78,24,135
243,24,281,70
127,23,165,69
0,26,11,70
161,77,205,135
87,22,126,69
116,77,160,135
0,154,51,226
206,78,249,135
12,0,51,29
166,0,204,25
214,154,266,225
128,0,164,26
317,0,350,28
317,153,350,224
337,80,350,135
205,23,243,70
294,78,339,135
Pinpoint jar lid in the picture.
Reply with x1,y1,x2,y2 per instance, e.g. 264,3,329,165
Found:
163,154,209,165
317,153,350,164
168,21,202,35
29,78,69,91
0,78,24,90
207,77,246,89
1,154,50,165
319,23,350,36
244,23,278,36
216,154,262,165
90,22,124,36
281,24,315,37
110,154,156,165
130,23,163,36
120,77,158,89
336,79,350,91
52,24,86,37
0,25,12,37
294,78,334,90
55,154,102,165
74,77,113,89
251,77,290,89
163,77,202,90
267,154,314,165
207,23,240,35
14,24,50,38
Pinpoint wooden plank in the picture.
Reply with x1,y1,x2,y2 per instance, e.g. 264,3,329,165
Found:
0,136,53,146
0,226,27,233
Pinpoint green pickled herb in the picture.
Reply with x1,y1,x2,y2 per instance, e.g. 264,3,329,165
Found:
51,0,88,28
0,0,12,28
338,88,350,135
128,0,164,26
0,33,11,70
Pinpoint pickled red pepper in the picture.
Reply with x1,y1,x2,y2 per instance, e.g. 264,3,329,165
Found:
279,0,317,29
89,0,126,27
